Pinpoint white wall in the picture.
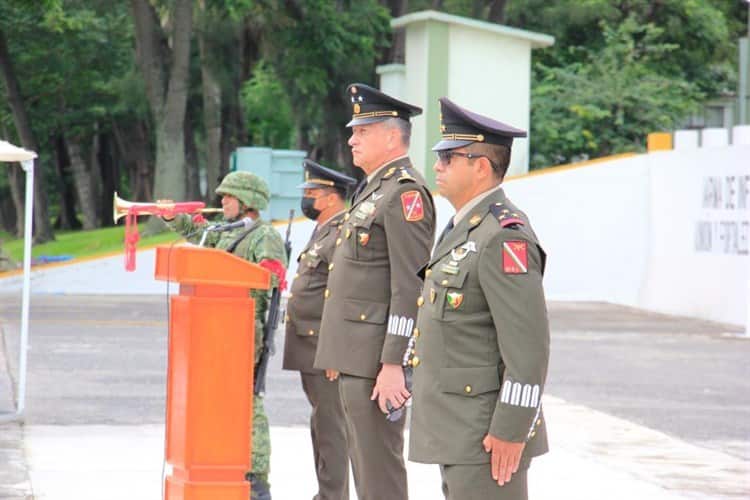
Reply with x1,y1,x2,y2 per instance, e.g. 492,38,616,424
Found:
493,145,750,326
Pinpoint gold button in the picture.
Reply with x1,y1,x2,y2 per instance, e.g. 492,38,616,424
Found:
441,279,448,286
294,273,299,279
464,385,472,393
328,263,334,271
425,269,432,277
284,314,289,322
411,356,420,367
308,329,315,336
537,419,542,426
336,238,342,246
530,431,536,438
360,314,366,321
413,328,420,337
324,289,330,299
288,293,293,298
345,228,352,239
417,296,424,307
344,213,350,220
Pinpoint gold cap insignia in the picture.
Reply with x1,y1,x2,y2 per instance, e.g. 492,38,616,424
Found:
353,103,361,114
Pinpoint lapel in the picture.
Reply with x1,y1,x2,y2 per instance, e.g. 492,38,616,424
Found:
300,212,344,257
352,156,412,208
431,188,507,264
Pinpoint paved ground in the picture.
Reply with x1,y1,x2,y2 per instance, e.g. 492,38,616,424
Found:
0,294,748,499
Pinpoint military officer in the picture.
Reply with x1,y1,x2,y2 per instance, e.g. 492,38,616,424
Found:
314,83,436,500
282,159,356,500
163,171,287,500
408,98,550,500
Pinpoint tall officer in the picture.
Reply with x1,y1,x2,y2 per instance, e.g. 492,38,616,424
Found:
315,83,436,500
283,159,356,500
409,98,550,500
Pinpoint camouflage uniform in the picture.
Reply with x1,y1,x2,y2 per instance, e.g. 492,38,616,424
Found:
165,172,287,498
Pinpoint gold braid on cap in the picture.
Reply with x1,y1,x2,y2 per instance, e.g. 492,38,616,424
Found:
442,133,485,142
352,110,400,119
307,178,335,187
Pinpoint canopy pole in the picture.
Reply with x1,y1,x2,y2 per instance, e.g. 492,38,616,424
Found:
16,158,34,418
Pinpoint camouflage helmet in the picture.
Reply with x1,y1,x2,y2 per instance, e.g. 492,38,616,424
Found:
215,171,270,211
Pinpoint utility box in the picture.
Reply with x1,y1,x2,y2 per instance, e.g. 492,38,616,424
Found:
231,147,305,221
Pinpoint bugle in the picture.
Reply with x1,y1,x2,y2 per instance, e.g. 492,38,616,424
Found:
113,192,223,272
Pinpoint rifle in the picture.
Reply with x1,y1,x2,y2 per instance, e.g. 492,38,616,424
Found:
254,209,294,395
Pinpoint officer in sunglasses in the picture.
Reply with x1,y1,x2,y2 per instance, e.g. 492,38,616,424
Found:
408,97,551,500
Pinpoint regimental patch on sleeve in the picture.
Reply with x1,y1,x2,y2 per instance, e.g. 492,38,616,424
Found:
502,240,528,274
400,190,424,222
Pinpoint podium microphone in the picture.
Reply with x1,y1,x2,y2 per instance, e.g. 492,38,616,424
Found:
207,217,255,232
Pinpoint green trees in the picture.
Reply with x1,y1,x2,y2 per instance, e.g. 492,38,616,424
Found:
0,0,746,240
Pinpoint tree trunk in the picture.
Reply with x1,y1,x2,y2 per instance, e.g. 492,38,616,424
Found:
184,106,201,200
112,119,153,201
6,166,24,237
131,0,193,233
380,0,408,64
52,134,81,230
0,27,54,242
487,0,508,24
65,135,99,230
89,125,104,226
198,22,222,203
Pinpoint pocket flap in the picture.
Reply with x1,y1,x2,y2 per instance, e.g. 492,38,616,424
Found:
440,366,500,397
343,298,389,325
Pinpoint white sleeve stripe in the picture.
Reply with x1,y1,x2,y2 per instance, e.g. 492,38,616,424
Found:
501,380,541,408
387,314,413,336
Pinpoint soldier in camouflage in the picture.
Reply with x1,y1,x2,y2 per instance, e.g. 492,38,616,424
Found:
163,171,287,500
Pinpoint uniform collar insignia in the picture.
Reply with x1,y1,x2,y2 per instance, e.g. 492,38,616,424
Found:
451,241,477,261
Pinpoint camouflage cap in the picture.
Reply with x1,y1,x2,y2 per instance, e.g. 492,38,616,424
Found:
215,171,270,211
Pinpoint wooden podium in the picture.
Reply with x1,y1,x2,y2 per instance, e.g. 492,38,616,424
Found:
154,245,270,500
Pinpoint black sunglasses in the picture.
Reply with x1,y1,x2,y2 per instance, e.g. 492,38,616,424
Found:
436,150,500,172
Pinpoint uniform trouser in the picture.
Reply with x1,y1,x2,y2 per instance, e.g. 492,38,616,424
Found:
251,395,271,487
338,374,408,500
440,463,528,500
300,372,350,500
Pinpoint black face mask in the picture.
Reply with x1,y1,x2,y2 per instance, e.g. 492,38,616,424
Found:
301,196,322,220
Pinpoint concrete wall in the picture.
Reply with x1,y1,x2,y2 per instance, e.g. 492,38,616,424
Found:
501,145,750,326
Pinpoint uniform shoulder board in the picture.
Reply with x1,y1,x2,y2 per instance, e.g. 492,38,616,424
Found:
383,166,398,179
489,203,525,229
397,167,417,183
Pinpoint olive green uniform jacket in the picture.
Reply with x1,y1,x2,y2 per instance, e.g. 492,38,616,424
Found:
314,157,436,377
409,188,549,465
283,212,345,373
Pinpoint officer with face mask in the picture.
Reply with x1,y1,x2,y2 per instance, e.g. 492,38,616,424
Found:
282,159,356,500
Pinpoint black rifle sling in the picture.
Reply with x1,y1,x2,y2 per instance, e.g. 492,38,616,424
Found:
225,223,261,255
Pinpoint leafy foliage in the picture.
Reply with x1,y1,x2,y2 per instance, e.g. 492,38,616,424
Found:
530,17,702,167
241,60,294,149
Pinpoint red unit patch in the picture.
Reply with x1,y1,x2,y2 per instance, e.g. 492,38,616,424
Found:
401,190,424,222
502,240,528,274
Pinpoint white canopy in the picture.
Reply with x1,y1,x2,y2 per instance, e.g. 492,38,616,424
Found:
0,139,35,422
0,139,37,161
